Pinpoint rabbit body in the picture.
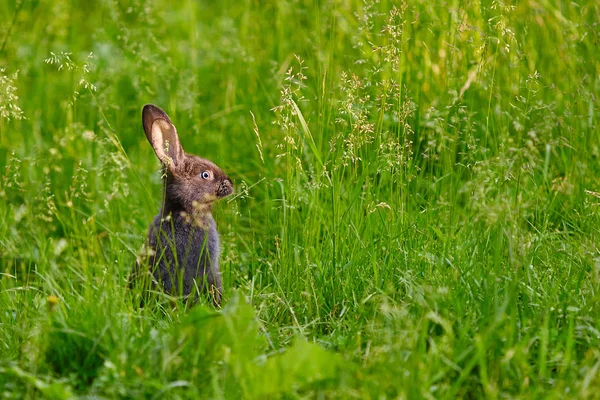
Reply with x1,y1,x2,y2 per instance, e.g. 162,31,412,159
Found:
147,209,222,304
134,104,233,307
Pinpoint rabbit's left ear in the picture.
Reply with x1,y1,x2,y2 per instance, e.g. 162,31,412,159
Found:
142,104,185,169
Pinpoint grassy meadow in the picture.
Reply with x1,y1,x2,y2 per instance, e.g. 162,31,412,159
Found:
1,0,600,397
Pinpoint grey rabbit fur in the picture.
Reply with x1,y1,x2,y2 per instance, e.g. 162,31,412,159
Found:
132,104,233,307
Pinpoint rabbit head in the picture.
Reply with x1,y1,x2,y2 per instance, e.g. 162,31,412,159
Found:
142,104,233,215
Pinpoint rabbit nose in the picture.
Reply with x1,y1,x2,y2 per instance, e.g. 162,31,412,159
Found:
217,178,233,197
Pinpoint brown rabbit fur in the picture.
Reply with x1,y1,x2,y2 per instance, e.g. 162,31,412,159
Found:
131,104,233,307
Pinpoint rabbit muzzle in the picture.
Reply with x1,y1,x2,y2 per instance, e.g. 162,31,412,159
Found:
217,178,234,198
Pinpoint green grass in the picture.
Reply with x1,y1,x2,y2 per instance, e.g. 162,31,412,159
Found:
1,0,599,398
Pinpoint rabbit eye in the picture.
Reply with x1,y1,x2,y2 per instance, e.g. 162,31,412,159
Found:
201,171,211,180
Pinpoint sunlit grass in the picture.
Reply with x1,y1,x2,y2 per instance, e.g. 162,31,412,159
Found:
1,0,599,398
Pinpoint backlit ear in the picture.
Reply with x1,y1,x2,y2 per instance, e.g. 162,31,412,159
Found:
142,104,185,169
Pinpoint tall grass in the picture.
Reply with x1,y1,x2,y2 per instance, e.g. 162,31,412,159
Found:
1,0,599,398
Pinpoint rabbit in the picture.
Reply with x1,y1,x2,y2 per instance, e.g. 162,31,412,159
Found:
131,104,233,307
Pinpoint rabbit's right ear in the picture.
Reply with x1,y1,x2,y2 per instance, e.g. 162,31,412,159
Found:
142,104,185,170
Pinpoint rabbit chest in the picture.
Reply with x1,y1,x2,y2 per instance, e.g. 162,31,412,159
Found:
147,212,221,298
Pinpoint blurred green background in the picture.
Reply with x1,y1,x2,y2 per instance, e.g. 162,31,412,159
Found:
1,0,599,398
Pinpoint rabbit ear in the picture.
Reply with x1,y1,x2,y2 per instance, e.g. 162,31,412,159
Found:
142,104,185,169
